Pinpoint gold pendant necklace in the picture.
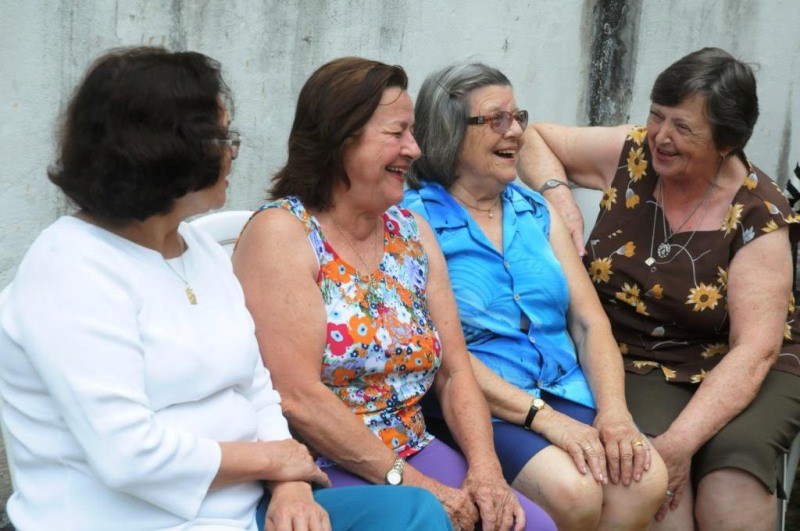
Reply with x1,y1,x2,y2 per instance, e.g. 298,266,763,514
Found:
164,236,197,305
453,193,501,218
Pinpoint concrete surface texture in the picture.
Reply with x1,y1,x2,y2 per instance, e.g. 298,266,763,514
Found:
0,0,799,525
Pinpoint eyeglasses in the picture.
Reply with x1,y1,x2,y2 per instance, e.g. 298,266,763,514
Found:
211,131,241,160
467,110,529,134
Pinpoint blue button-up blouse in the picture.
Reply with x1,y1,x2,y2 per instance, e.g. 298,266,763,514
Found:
403,182,594,408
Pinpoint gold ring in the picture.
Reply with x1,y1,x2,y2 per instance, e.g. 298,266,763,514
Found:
632,440,645,448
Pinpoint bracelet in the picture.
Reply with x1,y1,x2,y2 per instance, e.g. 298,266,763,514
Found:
538,179,569,194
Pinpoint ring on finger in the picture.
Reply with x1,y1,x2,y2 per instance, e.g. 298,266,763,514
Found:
582,444,593,451
632,439,645,448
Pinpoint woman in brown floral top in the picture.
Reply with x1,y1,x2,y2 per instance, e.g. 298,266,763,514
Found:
519,47,800,530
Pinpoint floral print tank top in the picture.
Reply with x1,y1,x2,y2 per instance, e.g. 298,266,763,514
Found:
260,197,440,459
584,126,800,383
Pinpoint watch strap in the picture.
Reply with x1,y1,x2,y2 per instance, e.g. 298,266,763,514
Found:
538,179,569,194
523,398,545,431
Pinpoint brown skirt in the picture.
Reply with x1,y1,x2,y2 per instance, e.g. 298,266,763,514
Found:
625,368,800,497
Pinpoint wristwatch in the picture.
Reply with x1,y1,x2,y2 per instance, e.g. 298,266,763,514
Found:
538,179,569,194
385,457,406,485
523,397,546,431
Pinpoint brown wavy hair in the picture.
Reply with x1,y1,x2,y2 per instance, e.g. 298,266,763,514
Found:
270,57,408,210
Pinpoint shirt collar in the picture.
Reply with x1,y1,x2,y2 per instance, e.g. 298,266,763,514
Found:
418,181,537,231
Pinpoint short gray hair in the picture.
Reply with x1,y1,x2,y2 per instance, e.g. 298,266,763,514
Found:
407,63,511,189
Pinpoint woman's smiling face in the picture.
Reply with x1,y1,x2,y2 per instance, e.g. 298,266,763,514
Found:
646,93,724,182
454,84,525,190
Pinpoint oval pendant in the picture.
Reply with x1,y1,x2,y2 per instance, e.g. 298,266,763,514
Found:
657,242,671,259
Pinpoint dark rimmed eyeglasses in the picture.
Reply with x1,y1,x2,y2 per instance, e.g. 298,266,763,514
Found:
467,110,529,134
211,131,241,160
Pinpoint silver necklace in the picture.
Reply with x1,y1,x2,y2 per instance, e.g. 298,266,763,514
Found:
163,236,197,305
646,168,720,267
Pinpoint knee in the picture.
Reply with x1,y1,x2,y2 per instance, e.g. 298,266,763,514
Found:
634,450,669,508
542,471,603,529
603,454,668,526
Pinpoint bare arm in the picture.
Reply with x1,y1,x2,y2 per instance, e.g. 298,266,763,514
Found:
233,209,481,530
547,204,650,485
519,123,632,191
414,212,526,531
652,227,791,515
232,209,403,482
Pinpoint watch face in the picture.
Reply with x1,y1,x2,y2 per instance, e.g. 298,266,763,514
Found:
386,469,403,485
532,398,545,410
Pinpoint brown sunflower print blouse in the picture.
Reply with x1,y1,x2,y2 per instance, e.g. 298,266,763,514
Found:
583,126,800,383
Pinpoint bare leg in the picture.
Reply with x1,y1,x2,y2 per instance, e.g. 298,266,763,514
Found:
695,468,775,531
597,448,668,530
512,445,603,530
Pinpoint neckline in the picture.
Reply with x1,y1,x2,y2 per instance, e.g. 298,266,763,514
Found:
62,216,196,275
646,160,755,237
308,209,388,280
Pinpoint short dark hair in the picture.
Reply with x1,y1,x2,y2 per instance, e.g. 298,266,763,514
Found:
270,57,408,210
650,47,758,152
49,46,230,222
407,63,511,189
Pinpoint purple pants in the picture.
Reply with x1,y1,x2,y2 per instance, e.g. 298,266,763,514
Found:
324,439,556,531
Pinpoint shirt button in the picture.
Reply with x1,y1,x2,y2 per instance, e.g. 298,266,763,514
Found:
513,293,520,301
504,261,510,269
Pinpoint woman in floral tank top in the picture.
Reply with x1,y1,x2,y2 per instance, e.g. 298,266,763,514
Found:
234,57,555,531
519,48,800,530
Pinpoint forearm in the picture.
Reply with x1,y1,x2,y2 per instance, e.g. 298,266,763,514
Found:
518,124,571,191
281,382,403,483
572,322,630,417
437,365,504,474
212,441,283,489
467,353,536,425
663,345,774,452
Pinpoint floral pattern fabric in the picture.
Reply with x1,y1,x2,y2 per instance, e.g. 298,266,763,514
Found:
585,126,800,383
259,197,440,460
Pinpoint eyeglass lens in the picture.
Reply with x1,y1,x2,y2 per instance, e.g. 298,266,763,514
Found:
492,110,528,133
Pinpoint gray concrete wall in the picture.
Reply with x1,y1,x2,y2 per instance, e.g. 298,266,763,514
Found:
3,0,800,288
1,0,799,523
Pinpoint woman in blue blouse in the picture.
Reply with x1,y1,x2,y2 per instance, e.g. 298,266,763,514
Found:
402,63,667,530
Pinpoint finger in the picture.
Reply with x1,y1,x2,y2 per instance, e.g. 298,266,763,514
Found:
474,496,497,531
571,230,586,257
655,500,669,522
631,439,648,481
293,513,310,531
605,439,621,484
567,443,589,475
670,483,685,511
311,468,331,488
583,443,606,484
619,441,634,486
511,496,526,531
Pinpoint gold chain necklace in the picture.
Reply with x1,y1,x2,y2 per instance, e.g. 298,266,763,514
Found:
330,214,381,276
163,236,198,305
452,192,501,218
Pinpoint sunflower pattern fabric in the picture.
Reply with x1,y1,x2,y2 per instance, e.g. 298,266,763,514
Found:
260,197,440,460
584,126,800,383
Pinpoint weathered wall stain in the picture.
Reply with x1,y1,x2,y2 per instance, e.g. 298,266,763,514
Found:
585,0,642,125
